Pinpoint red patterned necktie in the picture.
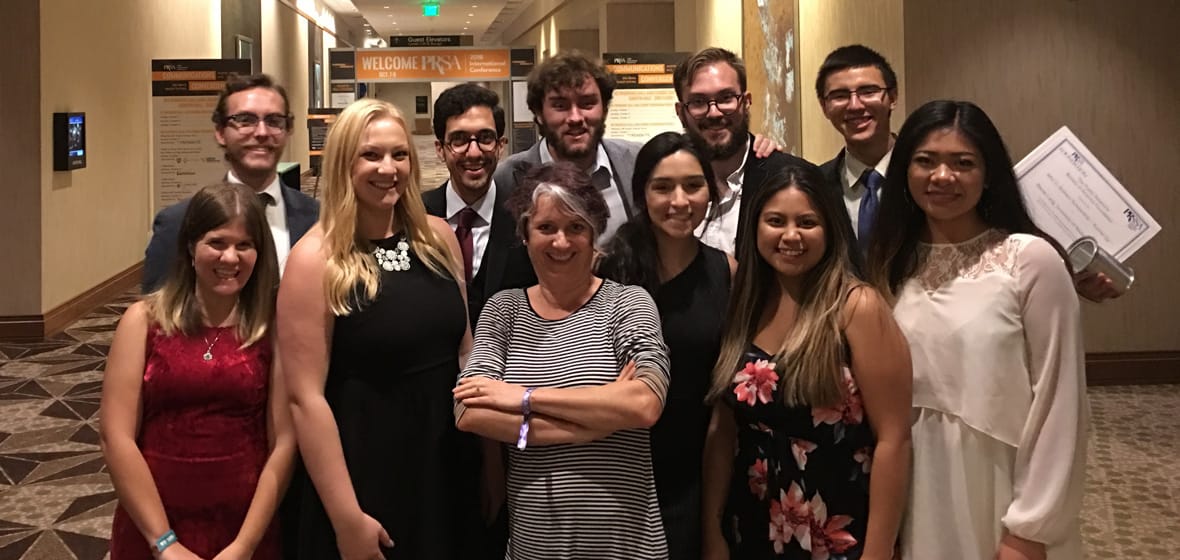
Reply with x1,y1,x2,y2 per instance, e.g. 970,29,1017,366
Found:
455,207,478,282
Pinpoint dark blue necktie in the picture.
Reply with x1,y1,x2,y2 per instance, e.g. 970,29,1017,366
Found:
858,169,883,252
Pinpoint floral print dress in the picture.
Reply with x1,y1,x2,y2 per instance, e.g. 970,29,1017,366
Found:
721,347,875,560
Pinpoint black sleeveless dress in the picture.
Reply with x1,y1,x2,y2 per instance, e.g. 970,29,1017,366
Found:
721,346,875,559
650,243,730,560
295,234,484,559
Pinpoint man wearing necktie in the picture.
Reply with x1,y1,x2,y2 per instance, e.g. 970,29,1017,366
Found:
815,46,897,262
423,84,536,328
142,74,319,292
815,45,1119,301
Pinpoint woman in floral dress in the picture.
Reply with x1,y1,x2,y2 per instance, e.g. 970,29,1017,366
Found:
701,164,911,560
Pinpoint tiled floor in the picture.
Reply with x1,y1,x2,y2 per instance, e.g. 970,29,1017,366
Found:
1,138,1176,558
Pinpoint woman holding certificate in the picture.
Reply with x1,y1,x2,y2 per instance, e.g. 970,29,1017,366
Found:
866,100,1088,560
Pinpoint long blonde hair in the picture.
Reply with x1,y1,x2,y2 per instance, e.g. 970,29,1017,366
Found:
319,98,460,316
147,182,278,346
707,168,862,408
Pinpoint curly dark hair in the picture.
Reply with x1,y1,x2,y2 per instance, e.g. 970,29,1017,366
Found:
525,50,616,117
432,83,506,140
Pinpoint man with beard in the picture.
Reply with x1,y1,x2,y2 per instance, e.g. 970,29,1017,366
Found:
424,83,536,327
674,47,820,256
142,74,319,292
492,51,639,244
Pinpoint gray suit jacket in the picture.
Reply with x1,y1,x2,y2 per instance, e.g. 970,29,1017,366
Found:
141,181,319,292
492,138,643,220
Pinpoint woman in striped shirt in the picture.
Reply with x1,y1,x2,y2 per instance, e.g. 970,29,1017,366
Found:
454,161,672,560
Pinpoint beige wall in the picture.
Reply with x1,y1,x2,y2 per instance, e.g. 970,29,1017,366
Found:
904,0,1180,353
797,0,905,162
1,0,42,316
603,3,675,53
262,0,311,171
559,29,600,58
696,0,742,54
372,82,432,119
38,0,221,311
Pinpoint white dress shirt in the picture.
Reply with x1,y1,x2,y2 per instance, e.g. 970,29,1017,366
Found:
444,179,497,277
538,138,629,246
695,137,751,255
841,149,892,238
228,171,290,276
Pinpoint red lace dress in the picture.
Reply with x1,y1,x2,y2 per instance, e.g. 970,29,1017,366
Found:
109,326,279,559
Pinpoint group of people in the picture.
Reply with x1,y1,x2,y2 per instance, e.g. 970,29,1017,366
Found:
98,43,1099,560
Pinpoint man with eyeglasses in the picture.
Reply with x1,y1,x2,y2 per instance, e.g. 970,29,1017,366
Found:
815,45,898,254
424,83,536,328
142,73,319,292
674,47,817,256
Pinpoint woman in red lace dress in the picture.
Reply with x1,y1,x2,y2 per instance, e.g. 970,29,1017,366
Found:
101,182,295,560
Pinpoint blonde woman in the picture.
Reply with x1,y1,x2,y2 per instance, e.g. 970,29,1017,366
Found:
700,165,911,560
102,183,292,560
278,99,485,559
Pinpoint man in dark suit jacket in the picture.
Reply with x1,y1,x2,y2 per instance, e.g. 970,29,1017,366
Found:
674,47,821,257
424,84,533,559
423,84,536,327
142,74,319,292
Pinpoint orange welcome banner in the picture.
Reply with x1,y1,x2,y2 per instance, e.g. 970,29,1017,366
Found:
354,48,511,81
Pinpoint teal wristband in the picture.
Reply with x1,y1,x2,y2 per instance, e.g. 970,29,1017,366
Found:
154,529,177,553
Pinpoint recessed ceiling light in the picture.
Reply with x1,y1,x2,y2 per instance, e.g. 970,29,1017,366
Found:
466,20,470,24
383,5,390,8
468,13,474,16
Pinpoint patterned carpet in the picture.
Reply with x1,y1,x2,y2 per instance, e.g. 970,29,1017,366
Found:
1,291,1178,558
1,139,1176,558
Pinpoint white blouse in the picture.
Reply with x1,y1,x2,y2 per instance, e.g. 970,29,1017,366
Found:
894,230,1089,559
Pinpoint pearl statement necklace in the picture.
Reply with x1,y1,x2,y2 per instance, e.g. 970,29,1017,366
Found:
374,237,411,272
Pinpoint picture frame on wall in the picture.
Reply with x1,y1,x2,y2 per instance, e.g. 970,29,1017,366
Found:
236,35,255,73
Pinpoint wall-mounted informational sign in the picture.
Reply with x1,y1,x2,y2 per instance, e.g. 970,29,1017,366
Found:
308,108,342,174
151,59,251,211
602,52,689,144
353,48,511,82
511,48,537,78
389,35,472,48
330,82,356,108
329,49,356,81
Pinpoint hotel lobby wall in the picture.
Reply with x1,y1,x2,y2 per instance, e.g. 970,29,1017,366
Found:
796,0,906,163
1,0,328,321
903,0,1180,353
38,0,221,313
1,0,43,316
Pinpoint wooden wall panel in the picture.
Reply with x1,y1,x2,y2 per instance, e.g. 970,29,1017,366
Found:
904,0,1180,352
743,0,801,155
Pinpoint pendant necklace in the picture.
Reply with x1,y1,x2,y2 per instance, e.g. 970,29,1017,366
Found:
202,329,224,361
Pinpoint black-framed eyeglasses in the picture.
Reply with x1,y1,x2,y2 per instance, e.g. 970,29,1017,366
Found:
446,130,500,153
683,92,745,117
822,86,889,106
224,112,293,132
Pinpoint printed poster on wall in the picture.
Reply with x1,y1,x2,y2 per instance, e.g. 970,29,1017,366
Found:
602,52,689,144
151,59,251,211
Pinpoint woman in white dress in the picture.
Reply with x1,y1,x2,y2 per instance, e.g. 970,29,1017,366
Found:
865,100,1088,560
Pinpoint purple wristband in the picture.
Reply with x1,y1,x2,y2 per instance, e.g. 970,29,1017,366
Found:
516,388,535,450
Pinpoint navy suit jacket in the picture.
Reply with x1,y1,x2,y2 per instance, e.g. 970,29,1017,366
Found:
141,180,319,292
819,148,868,273
422,182,536,326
